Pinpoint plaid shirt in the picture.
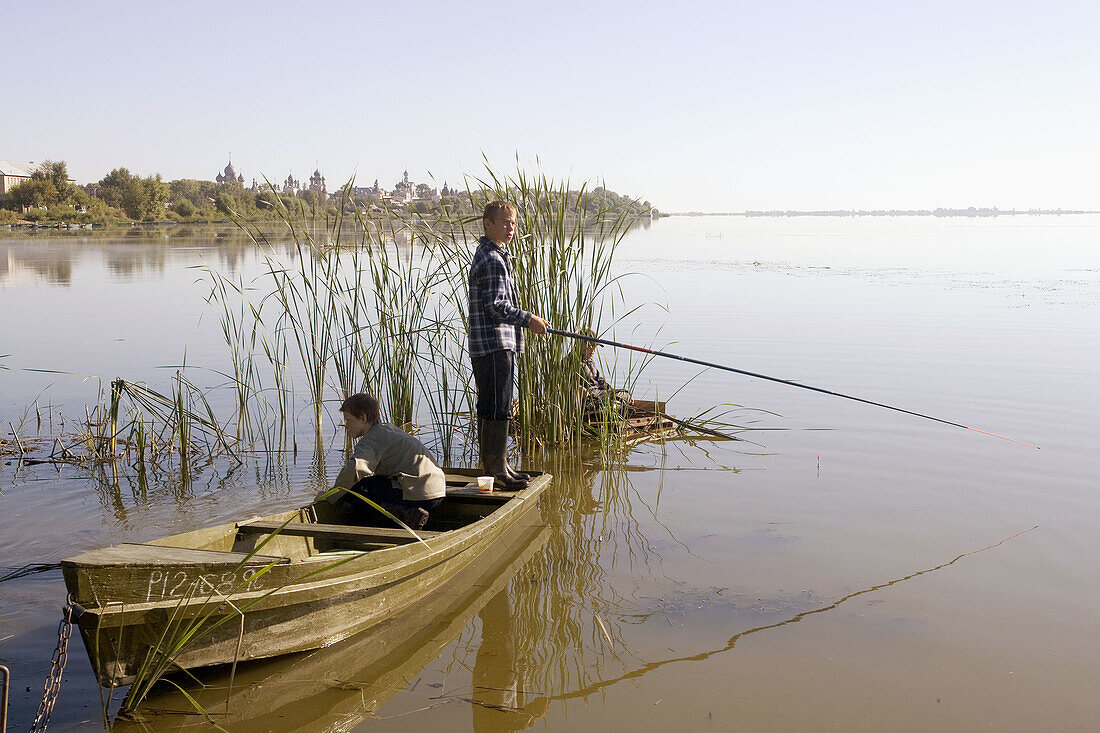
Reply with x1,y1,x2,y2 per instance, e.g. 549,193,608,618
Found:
468,236,531,357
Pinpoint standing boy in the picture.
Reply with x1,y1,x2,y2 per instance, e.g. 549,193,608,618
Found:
468,201,549,490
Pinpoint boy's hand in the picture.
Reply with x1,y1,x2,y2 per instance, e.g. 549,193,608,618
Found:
528,315,549,334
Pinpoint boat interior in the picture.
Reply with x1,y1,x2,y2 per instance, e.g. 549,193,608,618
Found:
227,470,535,559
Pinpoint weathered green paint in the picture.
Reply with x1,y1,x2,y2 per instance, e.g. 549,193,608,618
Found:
61,468,552,686
110,508,551,732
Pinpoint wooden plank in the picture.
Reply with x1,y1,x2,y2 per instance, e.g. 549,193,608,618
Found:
443,469,542,484
631,399,666,414
446,485,517,502
63,543,288,568
237,521,443,544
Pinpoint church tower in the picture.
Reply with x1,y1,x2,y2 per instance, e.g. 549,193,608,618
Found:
216,155,241,184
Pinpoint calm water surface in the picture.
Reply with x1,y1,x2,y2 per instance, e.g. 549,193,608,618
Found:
1,216,1098,731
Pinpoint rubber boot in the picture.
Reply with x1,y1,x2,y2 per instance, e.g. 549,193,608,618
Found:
476,417,487,472
478,418,530,483
482,419,528,490
501,418,531,481
506,422,532,482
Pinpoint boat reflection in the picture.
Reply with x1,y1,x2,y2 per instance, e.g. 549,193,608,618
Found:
505,455,659,707
104,448,668,730
111,507,551,732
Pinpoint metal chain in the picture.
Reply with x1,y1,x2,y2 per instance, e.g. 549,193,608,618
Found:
28,596,74,733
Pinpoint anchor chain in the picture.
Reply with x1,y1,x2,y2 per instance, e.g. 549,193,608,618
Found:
28,596,75,733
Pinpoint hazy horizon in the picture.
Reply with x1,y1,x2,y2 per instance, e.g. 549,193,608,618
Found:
6,1,1098,213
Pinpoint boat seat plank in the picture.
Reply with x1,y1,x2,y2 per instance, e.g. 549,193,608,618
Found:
445,485,519,502
442,471,540,487
237,521,442,544
64,543,289,568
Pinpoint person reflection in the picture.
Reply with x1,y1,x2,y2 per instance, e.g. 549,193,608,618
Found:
576,465,601,515
472,586,549,731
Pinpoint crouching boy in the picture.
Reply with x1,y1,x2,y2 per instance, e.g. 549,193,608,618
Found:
326,393,446,530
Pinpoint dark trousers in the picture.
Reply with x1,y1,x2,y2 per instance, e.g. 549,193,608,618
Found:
471,349,515,421
347,475,441,512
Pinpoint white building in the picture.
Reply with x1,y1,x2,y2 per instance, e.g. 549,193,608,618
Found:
0,160,39,199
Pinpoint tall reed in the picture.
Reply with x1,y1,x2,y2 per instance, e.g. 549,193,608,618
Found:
194,162,656,469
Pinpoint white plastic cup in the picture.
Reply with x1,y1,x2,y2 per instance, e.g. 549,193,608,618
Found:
477,476,494,493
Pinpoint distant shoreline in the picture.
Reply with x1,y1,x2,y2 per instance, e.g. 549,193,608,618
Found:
670,208,1098,217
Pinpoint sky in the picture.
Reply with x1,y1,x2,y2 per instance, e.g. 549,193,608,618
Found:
6,0,1100,212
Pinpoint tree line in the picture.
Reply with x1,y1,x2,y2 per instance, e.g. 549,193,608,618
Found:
1,161,170,225
1,160,657,227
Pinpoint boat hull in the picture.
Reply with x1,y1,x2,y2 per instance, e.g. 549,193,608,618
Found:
110,507,551,731
62,469,551,686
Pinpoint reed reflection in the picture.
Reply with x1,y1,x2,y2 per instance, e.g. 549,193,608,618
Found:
507,452,661,704
88,451,297,531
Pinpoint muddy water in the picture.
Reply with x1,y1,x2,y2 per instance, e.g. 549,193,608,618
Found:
1,216,1098,731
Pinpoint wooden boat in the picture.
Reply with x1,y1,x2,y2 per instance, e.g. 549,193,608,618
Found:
61,468,551,687
585,399,677,447
111,505,551,731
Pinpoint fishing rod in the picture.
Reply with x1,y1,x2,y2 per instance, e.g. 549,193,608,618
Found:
549,328,1038,449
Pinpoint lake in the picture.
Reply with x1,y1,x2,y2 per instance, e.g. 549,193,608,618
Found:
2,215,1098,731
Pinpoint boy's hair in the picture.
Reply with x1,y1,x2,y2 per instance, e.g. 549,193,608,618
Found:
339,393,381,424
482,200,516,223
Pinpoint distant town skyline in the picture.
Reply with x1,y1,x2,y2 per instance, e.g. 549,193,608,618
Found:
6,1,1099,213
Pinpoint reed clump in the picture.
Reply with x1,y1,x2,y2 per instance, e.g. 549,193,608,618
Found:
192,163,656,465
32,374,240,478
19,163,736,482
401,166,653,455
